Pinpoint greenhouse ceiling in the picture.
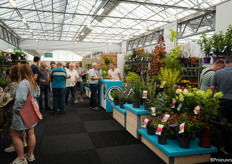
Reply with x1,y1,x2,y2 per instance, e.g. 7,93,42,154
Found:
0,0,229,44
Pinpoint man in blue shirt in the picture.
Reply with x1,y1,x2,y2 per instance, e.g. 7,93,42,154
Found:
50,62,70,115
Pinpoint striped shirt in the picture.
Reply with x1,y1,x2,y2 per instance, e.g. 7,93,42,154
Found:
50,67,67,88
199,67,215,92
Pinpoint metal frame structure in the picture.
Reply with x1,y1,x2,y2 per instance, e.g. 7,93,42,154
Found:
0,0,228,45
126,11,216,51
0,23,19,47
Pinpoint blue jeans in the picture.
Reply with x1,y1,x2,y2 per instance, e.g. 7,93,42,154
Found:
39,84,49,110
66,87,76,104
53,88,66,113
76,82,83,90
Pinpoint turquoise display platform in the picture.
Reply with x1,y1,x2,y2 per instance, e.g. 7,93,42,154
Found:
138,129,217,157
85,87,90,91
124,104,150,115
111,103,126,114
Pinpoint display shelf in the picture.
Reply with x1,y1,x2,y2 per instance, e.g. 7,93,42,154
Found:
138,129,217,164
111,103,126,128
125,104,149,139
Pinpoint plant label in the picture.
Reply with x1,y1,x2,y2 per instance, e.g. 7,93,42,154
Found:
162,114,170,122
179,123,185,134
222,46,227,53
156,124,164,135
160,81,166,88
142,118,149,128
210,49,213,54
142,90,147,99
151,107,156,116
193,106,200,114
172,100,176,108
177,103,182,112
141,57,143,61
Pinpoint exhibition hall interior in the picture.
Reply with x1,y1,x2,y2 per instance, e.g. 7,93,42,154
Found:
0,0,232,164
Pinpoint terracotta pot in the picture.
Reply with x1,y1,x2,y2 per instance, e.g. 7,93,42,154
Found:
199,124,213,148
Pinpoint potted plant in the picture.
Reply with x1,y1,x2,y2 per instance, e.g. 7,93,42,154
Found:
132,79,142,108
212,31,226,63
194,90,224,148
147,117,156,135
197,33,213,64
153,120,169,145
168,116,179,140
225,25,232,57
119,95,126,109
111,89,120,106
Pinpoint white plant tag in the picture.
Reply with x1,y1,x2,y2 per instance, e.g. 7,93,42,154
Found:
151,107,156,116
179,123,185,134
160,81,166,88
156,124,164,135
162,114,170,123
142,118,149,128
142,90,147,99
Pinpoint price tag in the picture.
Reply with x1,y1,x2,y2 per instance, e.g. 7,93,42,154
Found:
162,114,170,122
142,118,149,128
151,107,156,116
142,90,147,99
156,124,164,135
177,103,182,112
179,123,185,134
222,46,227,53
193,106,200,114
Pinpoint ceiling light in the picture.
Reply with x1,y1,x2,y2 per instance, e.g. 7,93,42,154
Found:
29,29,33,33
81,32,84,35
33,36,37,39
74,41,77,44
76,38,79,41
22,18,27,24
97,8,104,15
35,39,38,42
8,0,17,8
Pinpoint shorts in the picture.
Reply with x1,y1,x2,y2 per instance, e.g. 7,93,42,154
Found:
76,82,83,90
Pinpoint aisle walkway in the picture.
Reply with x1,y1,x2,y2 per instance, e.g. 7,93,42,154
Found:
1,97,164,164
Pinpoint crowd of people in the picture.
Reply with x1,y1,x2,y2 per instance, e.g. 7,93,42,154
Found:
2,56,122,164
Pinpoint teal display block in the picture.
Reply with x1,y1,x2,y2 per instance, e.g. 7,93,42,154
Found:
111,103,126,114
124,104,150,115
100,79,123,112
138,129,217,157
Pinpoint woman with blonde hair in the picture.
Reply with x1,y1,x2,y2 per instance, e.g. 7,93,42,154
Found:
10,64,40,164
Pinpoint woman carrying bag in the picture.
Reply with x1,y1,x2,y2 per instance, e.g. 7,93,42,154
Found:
10,64,41,164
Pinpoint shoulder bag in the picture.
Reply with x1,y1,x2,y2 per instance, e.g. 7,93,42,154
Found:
19,81,43,127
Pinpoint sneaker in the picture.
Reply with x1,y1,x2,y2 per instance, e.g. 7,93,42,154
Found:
23,141,27,147
75,99,78,104
4,144,15,153
80,97,84,103
24,154,35,162
89,107,93,109
10,157,28,164
92,107,100,110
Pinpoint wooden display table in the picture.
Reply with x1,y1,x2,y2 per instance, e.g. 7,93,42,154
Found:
138,129,217,164
111,103,126,128
85,87,91,98
124,104,150,139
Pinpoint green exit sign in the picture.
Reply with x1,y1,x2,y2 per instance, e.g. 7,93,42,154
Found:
44,53,53,58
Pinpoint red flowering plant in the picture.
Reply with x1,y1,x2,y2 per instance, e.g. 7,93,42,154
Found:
153,34,167,58
178,113,203,139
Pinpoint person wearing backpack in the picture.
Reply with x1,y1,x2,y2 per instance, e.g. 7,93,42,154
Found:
198,59,225,91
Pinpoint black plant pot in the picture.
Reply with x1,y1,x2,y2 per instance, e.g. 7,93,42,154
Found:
144,101,150,110
127,100,132,104
140,99,144,105
179,137,190,149
114,99,119,106
11,55,17,61
147,126,155,135
132,101,140,108
119,103,124,109
168,134,177,140
158,135,168,145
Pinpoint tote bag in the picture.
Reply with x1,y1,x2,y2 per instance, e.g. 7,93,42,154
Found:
19,81,42,127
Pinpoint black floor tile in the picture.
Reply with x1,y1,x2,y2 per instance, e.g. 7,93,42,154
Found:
41,133,94,155
88,130,140,149
44,122,86,136
38,150,102,164
83,120,124,133
97,144,165,164
45,113,81,124
79,112,114,121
